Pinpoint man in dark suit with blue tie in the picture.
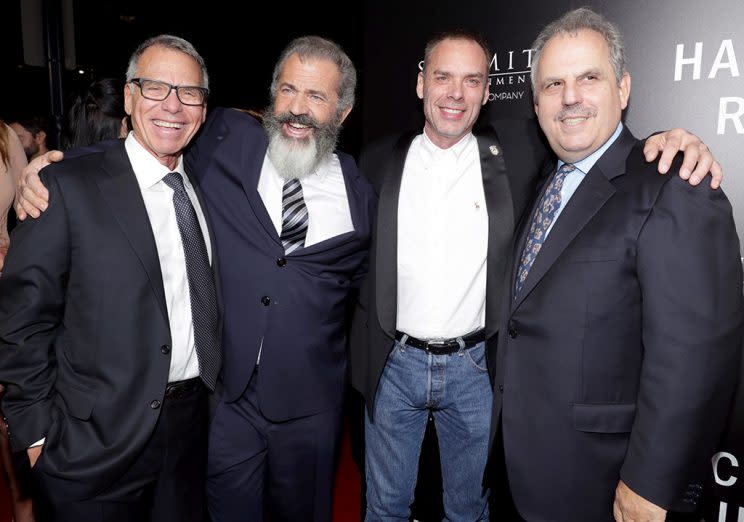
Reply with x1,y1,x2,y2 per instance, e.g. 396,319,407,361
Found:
491,8,744,521
0,35,219,521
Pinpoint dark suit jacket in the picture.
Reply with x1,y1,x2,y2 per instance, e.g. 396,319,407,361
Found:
350,120,548,414
491,127,744,521
0,141,221,501
186,107,376,421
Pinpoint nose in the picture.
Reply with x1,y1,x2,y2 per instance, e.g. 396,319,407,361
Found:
447,81,464,101
562,80,581,107
287,93,309,116
161,88,183,112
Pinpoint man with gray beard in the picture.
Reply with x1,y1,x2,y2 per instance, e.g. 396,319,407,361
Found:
13,35,376,522
263,110,343,181
192,36,376,522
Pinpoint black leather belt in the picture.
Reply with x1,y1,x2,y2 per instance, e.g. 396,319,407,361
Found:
165,377,203,400
395,329,485,355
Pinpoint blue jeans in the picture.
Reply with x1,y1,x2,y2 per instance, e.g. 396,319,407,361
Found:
365,338,492,522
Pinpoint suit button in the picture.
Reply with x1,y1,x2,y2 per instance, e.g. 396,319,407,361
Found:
261,296,271,306
498,384,504,393
160,344,171,354
276,258,287,267
150,400,161,409
508,328,518,339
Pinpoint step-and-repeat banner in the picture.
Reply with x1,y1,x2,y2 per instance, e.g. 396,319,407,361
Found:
361,0,743,519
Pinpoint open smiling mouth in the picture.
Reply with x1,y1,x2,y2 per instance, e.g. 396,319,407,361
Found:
154,120,184,129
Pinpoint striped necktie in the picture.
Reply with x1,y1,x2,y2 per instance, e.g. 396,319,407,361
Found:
280,178,309,254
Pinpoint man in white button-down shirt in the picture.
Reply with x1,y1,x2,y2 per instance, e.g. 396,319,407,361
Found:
0,35,216,522
350,28,724,522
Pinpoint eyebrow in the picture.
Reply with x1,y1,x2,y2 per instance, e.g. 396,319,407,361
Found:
431,69,486,79
278,81,329,98
541,68,604,84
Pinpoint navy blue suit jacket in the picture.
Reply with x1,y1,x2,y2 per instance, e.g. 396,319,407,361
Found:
187,108,376,421
492,127,743,520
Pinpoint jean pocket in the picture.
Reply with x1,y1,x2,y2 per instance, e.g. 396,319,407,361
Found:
464,344,488,373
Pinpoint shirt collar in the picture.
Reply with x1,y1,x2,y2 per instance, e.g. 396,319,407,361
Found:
559,122,624,174
124,131,186,190
421,129,475,160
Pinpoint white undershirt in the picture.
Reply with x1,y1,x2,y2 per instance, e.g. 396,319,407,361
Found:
126,132,211,383
396,131,488,339
258,153,354,244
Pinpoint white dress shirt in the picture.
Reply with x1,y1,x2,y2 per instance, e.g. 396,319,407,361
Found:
396,131,488,339
258,153,354,245
126,133,212,383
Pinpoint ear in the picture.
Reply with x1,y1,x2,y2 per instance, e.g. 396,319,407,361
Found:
416,72,425,100
339,105,352,125
481,79,490,106
119,117,129,138
619,72,631,110
124,83,134,116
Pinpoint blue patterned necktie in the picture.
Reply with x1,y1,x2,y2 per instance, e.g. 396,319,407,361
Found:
280,178,309,254
162,172,221,390
514,163,576,297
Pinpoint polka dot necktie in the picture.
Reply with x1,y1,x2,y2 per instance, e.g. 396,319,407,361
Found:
162,172,221,390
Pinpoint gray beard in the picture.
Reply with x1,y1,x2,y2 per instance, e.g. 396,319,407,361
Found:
263,111,341,180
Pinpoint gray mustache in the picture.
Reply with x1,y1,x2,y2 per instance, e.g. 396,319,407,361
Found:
555,107,596,121
275,113,318,129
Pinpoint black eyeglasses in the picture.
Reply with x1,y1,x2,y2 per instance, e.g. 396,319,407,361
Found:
130,78,208,106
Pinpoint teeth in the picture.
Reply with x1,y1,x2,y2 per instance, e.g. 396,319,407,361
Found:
442,108,463,114
562,117,587,125
154,120,183,129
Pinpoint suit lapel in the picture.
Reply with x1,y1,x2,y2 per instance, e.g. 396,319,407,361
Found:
375,133,417,338
236,130,281,246
96,142,169,322
478,130,516,338
186,169,224,328
512,127,636,309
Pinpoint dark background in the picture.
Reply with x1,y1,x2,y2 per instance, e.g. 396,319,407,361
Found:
0,0,365,154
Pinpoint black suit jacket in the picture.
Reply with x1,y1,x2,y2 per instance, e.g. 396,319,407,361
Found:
350,120,548,414
491,127,744,521
0,141,221,500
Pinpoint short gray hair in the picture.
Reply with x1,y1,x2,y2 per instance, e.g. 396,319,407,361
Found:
125,34,209,90
270,36,356,113
530,7,626,91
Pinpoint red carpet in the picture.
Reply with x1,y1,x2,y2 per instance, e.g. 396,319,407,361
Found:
332,420,362,521
0,470,11,522
0,422,363,522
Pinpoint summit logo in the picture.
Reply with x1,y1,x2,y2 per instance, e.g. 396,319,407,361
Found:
487,48,534,102
417,48,534,103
